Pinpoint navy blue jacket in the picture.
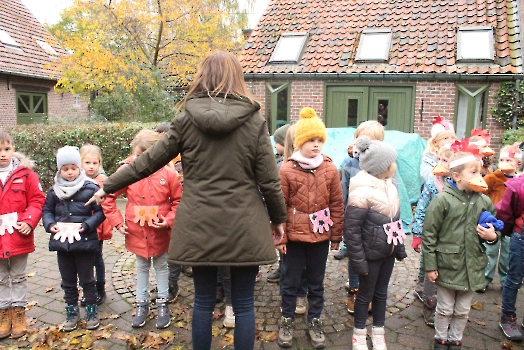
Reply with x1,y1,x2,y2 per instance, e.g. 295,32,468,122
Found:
42,181,105,252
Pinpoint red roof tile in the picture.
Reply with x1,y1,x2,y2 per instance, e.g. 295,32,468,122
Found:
0,0,63,80
239,0,523,75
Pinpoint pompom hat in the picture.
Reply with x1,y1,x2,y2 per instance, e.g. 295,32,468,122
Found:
293,107,327,149
273,124,291,146
56,146,81,170
356,136,397,176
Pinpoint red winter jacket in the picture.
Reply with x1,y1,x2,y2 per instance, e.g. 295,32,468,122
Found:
496,174,524,237
0,153,45,258
92,174,113,240
102,158,182,259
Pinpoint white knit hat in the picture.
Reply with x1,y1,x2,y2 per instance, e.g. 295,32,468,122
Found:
56,146,81,169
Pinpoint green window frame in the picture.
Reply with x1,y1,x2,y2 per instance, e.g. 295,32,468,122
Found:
454,84,489,139
16,91,48,124
266,82,290,133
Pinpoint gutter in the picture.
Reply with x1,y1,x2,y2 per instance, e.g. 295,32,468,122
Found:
0,69,58,81
244,72,524,81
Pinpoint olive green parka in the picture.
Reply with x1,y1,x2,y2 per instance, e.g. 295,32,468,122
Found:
103,93,287,266
422,182,498,291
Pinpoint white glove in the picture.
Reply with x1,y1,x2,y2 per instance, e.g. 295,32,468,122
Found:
0,212,18,235
69,230,82,243
54,231,68,243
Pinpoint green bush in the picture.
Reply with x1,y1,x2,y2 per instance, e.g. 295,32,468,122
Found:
502,127,524,146
5,122,162,191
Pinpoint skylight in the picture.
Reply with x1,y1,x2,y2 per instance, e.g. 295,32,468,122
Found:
269,33,308,63
356,29,392,62
37,39,58,55
0,29,22,51
457,27,494,61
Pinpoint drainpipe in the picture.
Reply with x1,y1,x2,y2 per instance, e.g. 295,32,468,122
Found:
515,79,520,130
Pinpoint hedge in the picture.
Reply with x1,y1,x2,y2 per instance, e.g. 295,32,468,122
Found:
502,127,524,146
5,122,161,191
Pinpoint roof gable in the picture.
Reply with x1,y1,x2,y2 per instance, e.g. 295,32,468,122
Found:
239,0,523,75
0,0,63,80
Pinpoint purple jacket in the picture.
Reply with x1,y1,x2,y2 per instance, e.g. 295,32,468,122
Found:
495,175,524,237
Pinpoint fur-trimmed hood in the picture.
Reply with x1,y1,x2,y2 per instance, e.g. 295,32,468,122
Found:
12,152,36,170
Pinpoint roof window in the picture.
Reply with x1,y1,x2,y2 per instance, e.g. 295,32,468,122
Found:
457,27,494,61
0,29,22,51
356,29,392,62
37,39,58,55
269,33,308,63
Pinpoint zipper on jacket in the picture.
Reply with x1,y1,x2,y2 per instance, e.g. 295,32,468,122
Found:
293,208,296,229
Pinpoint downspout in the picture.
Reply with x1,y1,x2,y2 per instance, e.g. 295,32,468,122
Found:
509,0,524,129
515,79,520,130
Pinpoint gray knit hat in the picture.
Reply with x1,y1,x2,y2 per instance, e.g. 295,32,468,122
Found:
273,124,291,146
56,146,81,170
355,136,397,176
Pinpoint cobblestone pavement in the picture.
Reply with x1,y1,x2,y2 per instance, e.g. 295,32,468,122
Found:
1,199,524,349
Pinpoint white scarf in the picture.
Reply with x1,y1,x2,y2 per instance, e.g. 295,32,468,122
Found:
53,169,94,200
289,151,324,170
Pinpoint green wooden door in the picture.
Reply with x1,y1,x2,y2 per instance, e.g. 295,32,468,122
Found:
16,92,48,124
324,86,368,128
368,87,414,133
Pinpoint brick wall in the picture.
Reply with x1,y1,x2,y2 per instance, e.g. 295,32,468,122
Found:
0,74,89,126
246,78,506,150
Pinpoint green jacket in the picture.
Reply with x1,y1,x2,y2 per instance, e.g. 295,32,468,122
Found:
422,182,498,291
103,93,287,266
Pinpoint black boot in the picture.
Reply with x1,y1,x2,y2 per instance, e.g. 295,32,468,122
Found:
96,281,106,305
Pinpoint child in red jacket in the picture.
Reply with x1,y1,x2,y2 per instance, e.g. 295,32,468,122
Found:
102,130,182,329
0,130,45,338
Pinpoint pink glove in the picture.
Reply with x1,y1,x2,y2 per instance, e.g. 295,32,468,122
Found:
412,237,422,250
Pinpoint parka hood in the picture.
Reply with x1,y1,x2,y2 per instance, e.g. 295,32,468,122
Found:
185,93,260,135
12,152,35,170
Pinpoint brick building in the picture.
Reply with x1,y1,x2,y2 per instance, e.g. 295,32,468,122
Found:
239,0,524,148
0,0,88,126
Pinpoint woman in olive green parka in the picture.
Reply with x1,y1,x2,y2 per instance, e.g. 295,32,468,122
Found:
90,51,287,350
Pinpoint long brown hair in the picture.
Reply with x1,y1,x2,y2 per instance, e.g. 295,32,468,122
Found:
182,51,255,107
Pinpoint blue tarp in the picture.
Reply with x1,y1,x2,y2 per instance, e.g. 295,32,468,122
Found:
272,127,427,226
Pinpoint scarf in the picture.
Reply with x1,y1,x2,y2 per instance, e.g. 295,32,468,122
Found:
289,151,324,170
53,169,93,200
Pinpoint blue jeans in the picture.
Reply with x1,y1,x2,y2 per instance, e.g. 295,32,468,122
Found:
348,260,359,289
192,265,258,350
280,257,307,297
502,232,524,315
135,253,169,301
94,241,105,282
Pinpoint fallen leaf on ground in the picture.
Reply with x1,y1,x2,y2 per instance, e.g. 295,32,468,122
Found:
26,301,38,309
256,331,277,342
212,310,223,320
26,272,36,277
470,301,483,310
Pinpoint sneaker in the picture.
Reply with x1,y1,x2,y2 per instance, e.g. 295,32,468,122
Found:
156,298,171,329
132,300,149,328
500,313,523,341
352,327,368,350
344,280,350,290
278,316,294,348
308,318,326,349
334,246,347,260
223,305,235,328
255,271,262,282
295,296,307,315
267,267,281,283
422,296,436,327
448,340,462,350
80,295,86,307
168,283,179,303
347,288,357,314
434,339,449,350
371,326,386,350
85,304,100,330
63,304,80,332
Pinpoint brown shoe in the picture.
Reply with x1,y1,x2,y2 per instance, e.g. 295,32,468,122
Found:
11,307,26,338
347,288,357,314
0,308,11,338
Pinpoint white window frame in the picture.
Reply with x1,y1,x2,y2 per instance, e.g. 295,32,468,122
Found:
456,26,494,61
36,39,58,55
355,29,392,62
73,94,81,108
269,33,308,63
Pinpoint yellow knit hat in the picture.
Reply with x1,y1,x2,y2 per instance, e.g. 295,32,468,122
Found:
294,107,327,149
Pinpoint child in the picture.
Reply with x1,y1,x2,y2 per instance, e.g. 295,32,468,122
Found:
102,130,182,329
481,143,522,292
420,116,456,182
277,107,344,349
496,144,524,341
0,130,45,339
346,136,406,350
42,146,105,332
339,120,385,313
468,128,496,176
422,151,498,349
411,147,454,326
79,144,111,305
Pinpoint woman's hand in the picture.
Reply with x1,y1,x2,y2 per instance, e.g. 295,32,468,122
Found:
85,188,107,206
